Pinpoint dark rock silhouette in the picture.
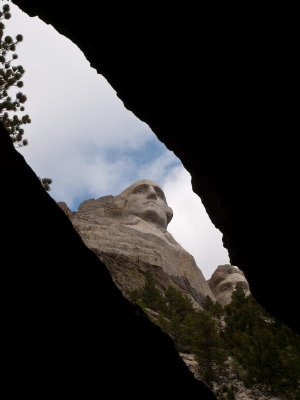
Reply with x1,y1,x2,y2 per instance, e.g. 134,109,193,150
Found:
12,2,298,334
3,2,299,397
0,123,216,397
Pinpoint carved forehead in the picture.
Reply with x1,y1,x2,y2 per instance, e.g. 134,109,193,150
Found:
208,264,245,289
119,179,165,199
220,273,247,285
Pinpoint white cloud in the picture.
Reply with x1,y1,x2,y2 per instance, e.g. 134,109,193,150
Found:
5,4,154,207
5,3,229,279
135,149,180,183
162,167,229,279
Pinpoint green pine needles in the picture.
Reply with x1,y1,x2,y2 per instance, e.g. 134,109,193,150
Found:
0,3,52,191
0,3,30,147
129,271,300,399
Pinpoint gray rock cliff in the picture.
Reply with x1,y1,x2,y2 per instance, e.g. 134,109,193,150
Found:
58,188,214,307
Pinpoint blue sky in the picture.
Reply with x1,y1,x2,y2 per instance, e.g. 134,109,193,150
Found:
4,1,230,278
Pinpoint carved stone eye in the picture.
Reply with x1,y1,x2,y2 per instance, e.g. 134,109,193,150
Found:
133,187,146,194
154,188,165,200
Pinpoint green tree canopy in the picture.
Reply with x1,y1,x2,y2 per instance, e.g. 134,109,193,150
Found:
128,271,300,398
0,3,30,147
0,3,52,191
223,285,300,397
141,270,166,313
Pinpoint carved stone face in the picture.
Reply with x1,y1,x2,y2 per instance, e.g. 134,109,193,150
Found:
121,180,173,230
214,273,250,306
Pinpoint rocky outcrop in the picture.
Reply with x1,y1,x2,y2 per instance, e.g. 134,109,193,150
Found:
180,353,201,380
58,195,214,307
181,352,284,400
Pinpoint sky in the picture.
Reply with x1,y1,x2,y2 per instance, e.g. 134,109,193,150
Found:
4,1,230,278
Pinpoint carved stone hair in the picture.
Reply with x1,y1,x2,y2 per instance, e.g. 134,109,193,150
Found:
208,264,245,291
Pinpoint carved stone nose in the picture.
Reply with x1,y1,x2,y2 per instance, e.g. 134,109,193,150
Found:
147,186,157,199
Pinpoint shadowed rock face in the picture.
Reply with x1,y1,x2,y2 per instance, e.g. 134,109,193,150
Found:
58,180,214,307
208,265,250,306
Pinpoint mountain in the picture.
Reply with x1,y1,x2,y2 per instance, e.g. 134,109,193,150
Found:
58,195,214,308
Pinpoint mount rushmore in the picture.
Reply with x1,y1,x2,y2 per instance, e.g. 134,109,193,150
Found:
58,179,249,306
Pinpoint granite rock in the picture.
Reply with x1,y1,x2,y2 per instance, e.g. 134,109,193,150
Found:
58,191,214,307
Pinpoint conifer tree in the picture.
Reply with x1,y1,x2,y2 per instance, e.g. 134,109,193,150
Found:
184,309,227,388
128,272,300,398
223,285,300,398
164,286,195,345
0,3,30,147
140,270,166,313
202,295,224,330
0,3,52,191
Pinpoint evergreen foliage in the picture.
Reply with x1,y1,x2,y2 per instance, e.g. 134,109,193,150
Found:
202,295,224,330
129,271,227,389
129,271,300,399
180,307,226,388
223,285,300,398
0,3,52,191
39,177,53,192
141,270,166,313
163,285,195,345
215,384,237,400
0,3,30,147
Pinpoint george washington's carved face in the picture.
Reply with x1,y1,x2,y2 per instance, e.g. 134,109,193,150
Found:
120,180,173,230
